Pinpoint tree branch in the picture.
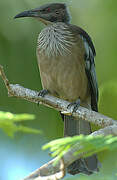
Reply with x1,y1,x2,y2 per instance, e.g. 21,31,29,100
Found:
0,65,117,128
1,64,117,180
23,125,117,180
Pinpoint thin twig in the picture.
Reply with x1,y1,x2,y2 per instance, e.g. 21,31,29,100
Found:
0,65,11,94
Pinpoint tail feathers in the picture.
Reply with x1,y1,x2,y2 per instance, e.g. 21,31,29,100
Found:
61,114,99,175
64,114,91,137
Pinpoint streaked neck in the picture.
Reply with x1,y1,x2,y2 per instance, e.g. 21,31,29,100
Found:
37,22,75,57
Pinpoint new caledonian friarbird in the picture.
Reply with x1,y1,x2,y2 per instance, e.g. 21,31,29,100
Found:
14,3,99,175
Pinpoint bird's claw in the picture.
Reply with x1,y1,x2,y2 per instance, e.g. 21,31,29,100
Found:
38,89,48,97
67,99,80,113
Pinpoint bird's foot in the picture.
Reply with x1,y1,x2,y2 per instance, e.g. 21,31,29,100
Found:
67,98,80,113
37,89,49,106
38,89,49,97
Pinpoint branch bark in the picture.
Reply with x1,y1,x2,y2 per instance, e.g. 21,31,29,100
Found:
0,65,117,180
0,65,117,128
23,125,117,180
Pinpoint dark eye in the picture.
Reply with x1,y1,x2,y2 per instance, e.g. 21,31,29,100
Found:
47,8,50,12
41,8,50,13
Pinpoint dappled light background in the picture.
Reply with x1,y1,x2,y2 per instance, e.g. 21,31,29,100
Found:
0,0,117,179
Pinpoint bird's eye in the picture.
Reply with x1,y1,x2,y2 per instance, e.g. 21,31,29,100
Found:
47,8,50,12
41,8,50,13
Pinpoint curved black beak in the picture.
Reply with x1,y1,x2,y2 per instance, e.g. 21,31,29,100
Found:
14,7,51,25
14,9,40,19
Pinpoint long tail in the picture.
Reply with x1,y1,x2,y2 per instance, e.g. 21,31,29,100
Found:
62,114,99,175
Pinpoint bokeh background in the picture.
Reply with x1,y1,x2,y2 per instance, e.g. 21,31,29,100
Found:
0,0,117,179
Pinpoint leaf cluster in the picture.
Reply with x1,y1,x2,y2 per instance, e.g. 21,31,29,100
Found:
43,134,117,179
0,111,41,137
43,135,117,161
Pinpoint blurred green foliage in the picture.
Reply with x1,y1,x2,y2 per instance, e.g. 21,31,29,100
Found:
43,135,117,179
43,135,117,161
0,111,41,137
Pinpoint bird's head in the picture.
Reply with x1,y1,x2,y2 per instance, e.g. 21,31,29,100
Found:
14,3,71,25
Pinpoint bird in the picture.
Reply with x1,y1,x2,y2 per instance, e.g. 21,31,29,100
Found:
14,3,99,175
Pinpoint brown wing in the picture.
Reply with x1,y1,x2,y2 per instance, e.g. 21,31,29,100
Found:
69,24,98,112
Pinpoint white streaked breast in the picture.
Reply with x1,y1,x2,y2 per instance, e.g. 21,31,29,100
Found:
37,22,76,57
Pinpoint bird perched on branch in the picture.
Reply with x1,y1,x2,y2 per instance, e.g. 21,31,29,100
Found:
15,3,99,175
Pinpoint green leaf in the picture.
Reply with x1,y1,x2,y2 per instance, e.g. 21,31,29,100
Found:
42,135,117,162
0,111,35,122
0,111,41,137
43,134,117,178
